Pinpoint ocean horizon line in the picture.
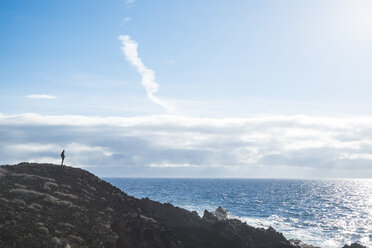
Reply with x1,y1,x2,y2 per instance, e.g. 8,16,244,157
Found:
101,176,372,180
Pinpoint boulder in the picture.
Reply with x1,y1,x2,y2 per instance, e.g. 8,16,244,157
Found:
342,243,367,248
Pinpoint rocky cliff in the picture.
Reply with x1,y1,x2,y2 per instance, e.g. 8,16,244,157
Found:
0,163,366,248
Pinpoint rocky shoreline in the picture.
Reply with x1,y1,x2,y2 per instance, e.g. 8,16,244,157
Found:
0,163,366,248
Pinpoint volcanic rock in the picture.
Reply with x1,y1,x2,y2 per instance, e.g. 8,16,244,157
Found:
0,163,366,248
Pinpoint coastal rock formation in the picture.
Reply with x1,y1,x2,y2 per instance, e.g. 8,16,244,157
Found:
342,244,367,248
0,163,367,248
289,239,320,248
202,206,229,223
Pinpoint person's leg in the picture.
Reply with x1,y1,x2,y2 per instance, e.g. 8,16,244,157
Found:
61,158,64,165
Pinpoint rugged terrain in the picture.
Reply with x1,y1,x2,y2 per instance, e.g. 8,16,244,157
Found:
0,163,366,248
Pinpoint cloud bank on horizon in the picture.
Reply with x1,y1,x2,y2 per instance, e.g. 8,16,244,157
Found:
119,35,174,112
1,113,371,178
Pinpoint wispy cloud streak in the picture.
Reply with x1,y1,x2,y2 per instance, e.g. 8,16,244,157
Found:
118,35,173,112
126,0,136,4
121,17,131,25
26,94,57,100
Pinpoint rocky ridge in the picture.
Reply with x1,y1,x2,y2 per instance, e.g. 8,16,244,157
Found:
0,163,367,248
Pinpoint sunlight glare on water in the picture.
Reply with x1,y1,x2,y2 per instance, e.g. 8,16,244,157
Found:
105,178,372,248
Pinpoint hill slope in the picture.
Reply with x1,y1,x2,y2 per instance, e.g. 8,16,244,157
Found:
0,163,364,248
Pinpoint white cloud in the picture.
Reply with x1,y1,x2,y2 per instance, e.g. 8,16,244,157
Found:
66,143,113,157
118,35,174,112
126,0,135,4
165,59,176,64
149,163,197,168
121,17,131,25
1,113,372,178
6,143,59,153
25,157,61,165
339,153,372,160
26,94,57,100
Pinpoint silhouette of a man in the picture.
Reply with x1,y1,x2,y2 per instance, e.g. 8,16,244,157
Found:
61,150,65,165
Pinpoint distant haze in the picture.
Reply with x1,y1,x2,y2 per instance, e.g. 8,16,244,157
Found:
1,113,371,178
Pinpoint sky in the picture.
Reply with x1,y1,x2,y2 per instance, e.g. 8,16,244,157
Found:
0,0,372,178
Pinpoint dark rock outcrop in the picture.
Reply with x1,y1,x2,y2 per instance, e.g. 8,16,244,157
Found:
202,206,229,224
0,163,367,248
342,244,367,248
289,239,320,248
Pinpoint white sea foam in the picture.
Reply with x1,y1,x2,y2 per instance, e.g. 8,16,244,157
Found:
238,215,369,248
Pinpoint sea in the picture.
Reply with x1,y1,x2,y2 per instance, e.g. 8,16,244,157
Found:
104,178,372,248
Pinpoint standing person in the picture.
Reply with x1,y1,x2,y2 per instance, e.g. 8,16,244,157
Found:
61,150,65,165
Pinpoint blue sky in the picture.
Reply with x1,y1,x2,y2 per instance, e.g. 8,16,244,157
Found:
1,0,372,177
